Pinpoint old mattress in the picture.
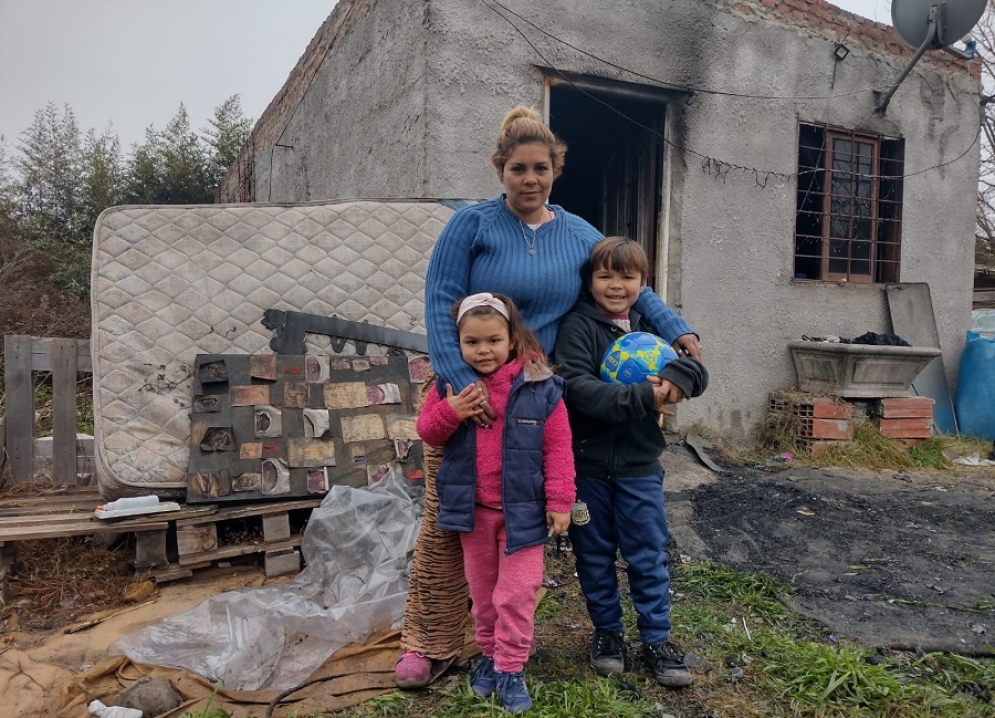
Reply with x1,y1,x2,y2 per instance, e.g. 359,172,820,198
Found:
90,200,456,499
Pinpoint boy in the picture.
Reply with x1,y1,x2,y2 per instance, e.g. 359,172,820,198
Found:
553,236,708,687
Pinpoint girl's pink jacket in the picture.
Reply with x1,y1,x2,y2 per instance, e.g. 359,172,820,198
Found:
416,358,575,513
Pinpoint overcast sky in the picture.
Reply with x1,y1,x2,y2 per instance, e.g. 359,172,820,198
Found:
0,0,336,151
0,0,889,154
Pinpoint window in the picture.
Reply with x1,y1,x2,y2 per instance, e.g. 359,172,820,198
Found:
794,123,904,283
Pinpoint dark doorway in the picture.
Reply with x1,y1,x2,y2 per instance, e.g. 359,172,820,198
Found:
548,83,667,287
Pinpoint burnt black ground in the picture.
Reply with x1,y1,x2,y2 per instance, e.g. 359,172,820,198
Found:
664,446,995,655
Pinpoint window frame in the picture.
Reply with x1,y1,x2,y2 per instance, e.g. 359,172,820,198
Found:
794,123,904,284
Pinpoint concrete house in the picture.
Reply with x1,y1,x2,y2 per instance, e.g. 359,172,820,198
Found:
219,0,981,441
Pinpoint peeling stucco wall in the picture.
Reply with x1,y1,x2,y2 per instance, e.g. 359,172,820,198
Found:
220,0,981,440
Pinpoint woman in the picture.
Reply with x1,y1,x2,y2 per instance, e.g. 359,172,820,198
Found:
395,106,701,688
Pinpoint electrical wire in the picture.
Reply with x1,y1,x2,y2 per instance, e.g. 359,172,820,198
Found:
480,0,985,185
484,0,888,101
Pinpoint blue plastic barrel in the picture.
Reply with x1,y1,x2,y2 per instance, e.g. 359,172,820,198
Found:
954,331,995,440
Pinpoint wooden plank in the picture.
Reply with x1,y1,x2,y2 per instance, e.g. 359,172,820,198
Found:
0,542,16,603
178,536,303,566
262,513,291,542
94,505,218,523
52,338,78,484
30,337,92,373
150,564,194,583
177,524,218,556
0,494,102,515
134,530,169,568
0,513,110,528
4,335,35,483
0,520,169,542
174,498,320,526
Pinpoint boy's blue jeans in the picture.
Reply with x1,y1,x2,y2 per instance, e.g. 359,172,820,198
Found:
570,471,672,645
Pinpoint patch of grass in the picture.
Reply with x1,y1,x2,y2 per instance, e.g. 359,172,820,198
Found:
806,420,918,470
179,694,233,718
419,676,657,718
748,396,995,473
675,560,793,624
534,590,565,623
180,708,232,718
908,438,947,469
669,561,995,718
330,690,417,717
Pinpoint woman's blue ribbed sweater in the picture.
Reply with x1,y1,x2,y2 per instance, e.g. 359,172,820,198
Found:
425,196,693,392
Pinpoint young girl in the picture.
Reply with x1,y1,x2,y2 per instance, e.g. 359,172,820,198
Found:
416,292,575,714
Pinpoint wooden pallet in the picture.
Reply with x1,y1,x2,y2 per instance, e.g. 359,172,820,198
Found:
0,488,321,600
0,487,170,602
151,497,322,583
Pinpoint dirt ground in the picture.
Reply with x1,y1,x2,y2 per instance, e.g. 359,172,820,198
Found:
3,445,994,717
665,445,995,656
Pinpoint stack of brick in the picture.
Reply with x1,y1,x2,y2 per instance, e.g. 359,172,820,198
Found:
768,392,854,455
874,397,935,442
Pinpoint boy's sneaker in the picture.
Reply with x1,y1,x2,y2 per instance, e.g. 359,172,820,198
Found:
642,641,694,688
470,655,496,697
495,670,533,714
589,629,626,676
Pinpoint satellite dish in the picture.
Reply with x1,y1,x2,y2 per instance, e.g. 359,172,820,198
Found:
892,0,986,48
877,0,986,113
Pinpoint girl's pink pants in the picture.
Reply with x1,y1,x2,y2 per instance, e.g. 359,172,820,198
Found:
460,505,544,673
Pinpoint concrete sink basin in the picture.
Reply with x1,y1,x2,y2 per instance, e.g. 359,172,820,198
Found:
788,341,942,398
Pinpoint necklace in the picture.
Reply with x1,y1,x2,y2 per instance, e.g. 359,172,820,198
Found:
519,220,538,255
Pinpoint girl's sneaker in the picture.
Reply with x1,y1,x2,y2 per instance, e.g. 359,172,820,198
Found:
470,655,496,697
495,670,532,714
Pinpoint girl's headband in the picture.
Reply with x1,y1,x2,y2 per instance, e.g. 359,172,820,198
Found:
457,293,510,324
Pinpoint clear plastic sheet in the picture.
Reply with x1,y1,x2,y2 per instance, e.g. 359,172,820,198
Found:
110,465,424,691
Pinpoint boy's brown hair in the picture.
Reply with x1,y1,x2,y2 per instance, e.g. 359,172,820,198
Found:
585,236,650,285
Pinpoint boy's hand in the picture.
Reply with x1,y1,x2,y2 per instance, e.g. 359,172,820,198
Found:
445,383,486,421
546,510,570,537
647,376,686,410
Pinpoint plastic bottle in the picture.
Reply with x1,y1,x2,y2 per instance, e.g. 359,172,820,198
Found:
100,495,160,512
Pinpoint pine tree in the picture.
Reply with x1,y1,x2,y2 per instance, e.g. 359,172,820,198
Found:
80,126,125,232
14,103,85,244
204,94,254,189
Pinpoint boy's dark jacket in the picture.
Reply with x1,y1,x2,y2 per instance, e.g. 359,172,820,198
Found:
553,298,708,478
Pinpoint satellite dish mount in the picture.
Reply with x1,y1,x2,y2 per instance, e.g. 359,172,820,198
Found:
877,0,983,113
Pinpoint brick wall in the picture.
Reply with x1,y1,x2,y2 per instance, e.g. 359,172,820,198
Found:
722,0,981,76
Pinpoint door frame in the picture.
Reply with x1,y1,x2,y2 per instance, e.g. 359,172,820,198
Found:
541,71,686,300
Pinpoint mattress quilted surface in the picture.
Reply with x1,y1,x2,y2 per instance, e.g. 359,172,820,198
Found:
90,200,455,498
